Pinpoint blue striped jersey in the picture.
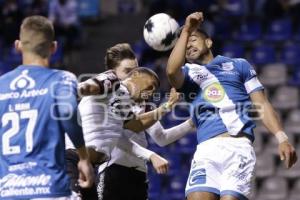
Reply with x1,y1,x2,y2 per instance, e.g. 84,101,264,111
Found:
179,55,264,144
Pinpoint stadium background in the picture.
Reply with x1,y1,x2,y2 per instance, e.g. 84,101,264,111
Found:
0,0,300,199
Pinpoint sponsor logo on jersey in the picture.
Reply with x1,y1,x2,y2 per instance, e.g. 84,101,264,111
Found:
192,72,209,83
0,89,48,101
221,62,234,71
189,67,209,83
9,162,37,172
250,69,257,76
10,70,35,91
0,70,48,101
0,173,51,197
0,173,51,189
203,83,225,103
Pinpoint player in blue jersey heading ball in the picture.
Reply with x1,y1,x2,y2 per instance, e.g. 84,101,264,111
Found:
166,12,297,200
0,16,94,199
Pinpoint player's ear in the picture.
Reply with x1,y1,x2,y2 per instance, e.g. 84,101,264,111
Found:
205,38,213,49
51,41,57,55
14,40,22,53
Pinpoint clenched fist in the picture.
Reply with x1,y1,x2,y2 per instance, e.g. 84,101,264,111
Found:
78,70,120,96
183,12,204,34
150,153,169,174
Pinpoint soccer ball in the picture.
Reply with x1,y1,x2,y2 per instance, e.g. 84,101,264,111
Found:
143,13,179,51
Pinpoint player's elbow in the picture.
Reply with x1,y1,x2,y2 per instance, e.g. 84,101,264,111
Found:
127,125,145,133
166,64,178,77
166,67,184,89
124,120,146,133
131,128,145,133
152,135,169,147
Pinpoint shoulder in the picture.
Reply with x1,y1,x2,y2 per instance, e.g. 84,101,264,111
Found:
53,70,77,84
54,70,77,79
183,63,201,70
232,58,250,66
230,58,257,79
182,63,205,76
0,70,15,82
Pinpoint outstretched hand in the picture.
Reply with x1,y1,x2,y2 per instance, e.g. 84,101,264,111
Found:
278,141,297,169
166,88,181,109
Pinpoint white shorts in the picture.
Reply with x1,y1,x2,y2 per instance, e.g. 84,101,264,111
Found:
185,137,256,200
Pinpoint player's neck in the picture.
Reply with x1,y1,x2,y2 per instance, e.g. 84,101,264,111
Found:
198,51,214,65
22,53,49,68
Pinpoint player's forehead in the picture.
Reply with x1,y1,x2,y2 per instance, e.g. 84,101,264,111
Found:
118,58,138,69
189,31,205,40
139,73,157,86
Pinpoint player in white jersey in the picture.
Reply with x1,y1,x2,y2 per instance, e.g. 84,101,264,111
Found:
77,43,196,200
65,44,169,200
166,12,297,200
79,67,177,199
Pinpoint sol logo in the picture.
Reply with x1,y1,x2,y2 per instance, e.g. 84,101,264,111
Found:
203,83,225,103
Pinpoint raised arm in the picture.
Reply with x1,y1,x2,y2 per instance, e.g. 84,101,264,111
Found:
78,70,120,96
147,119,195,147
166,12,203,89
123,88,179,133
250,91,297,168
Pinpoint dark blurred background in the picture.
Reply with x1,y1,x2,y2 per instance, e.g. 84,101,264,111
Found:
0,0,300,200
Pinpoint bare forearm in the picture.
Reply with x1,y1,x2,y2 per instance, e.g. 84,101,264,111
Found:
77,146,90,160
166,28,190,88
136,106,169,130
124,89,179,133
251,91,289,144
167,28,189,73
256,95,297,169
124,105,169,133
260,101,283,135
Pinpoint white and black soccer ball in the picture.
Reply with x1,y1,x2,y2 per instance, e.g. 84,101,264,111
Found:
143,13,179,51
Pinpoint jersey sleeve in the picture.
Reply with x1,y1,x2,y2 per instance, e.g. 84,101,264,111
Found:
54,71,85,149
238,59,264,94
177,65,200,102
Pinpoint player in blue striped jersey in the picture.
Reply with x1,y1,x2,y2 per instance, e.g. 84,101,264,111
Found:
0,16,93,200
166,12,297,200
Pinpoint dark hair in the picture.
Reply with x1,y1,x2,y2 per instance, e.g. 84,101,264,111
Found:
195,27,210,39
178,26,210,39
20,15,54,58
104,43,136,70
128,67,160,89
